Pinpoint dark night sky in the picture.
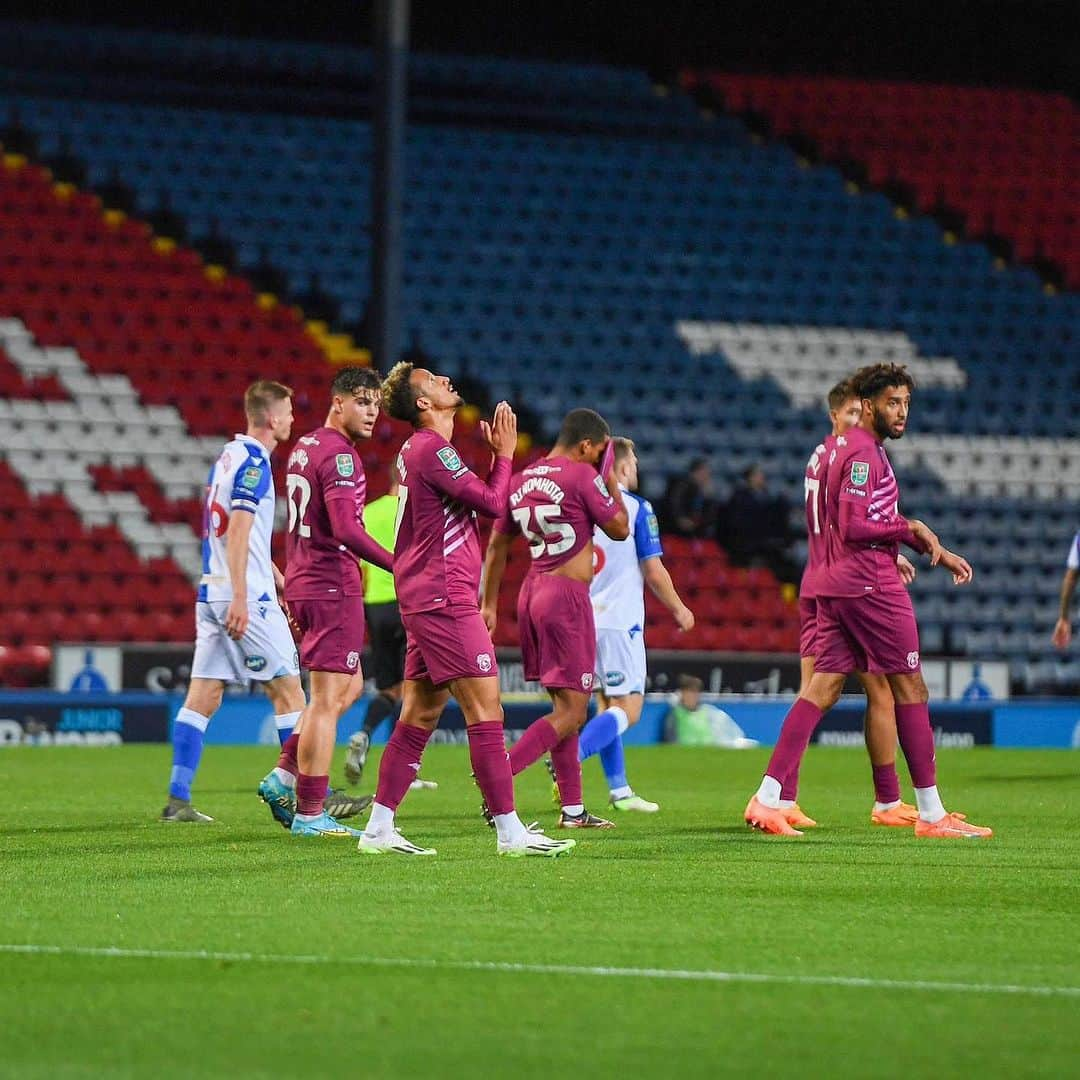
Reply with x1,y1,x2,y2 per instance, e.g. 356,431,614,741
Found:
2,0,1075,93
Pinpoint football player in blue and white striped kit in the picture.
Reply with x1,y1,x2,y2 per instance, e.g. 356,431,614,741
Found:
581,437,695,812
160,381,306,822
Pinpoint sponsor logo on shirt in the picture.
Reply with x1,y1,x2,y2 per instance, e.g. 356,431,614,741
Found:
476,652,493,673
346,650,360,670
245,655,267,672
336,454,355,478
436,446,465,473
299,435,321,446
850,461,870,486
605,670,626,687
240,466,262,489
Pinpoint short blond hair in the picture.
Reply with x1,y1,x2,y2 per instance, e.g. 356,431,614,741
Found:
612,436,635,466
244,380,293,425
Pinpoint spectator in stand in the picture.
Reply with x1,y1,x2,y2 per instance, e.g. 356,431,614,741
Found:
665,675,758,748
718,464,799,584
661,457,717,537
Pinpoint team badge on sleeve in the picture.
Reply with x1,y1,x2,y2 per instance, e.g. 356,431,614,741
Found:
436,446,464,473
850,461,870,487
593,475,611,499
336,454,355,478
240,466,263,489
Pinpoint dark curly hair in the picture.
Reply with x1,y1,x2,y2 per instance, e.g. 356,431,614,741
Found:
380,361,421,425
849,363,916,401
331,365,382,399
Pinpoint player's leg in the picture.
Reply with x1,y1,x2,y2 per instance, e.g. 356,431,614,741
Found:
257,673,307,828
858,673,917,826
745,597,852,834
289,668,364,836
358,675,443,855
859,589,989,838
162,676,223,822
453,674,575,856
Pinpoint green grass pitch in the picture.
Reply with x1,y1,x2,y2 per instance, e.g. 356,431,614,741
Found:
2,744,1078,1078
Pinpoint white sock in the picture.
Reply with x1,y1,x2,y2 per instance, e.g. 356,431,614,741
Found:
610,706,630,736
294,810,321,823
777,799,795,809
365,801,395,835
755,775,783,808
275,710,301,735
493,811,527,844
610,785,633,801
561,803,584,817
271,767,297,789
874,799,902,812
914,786,946,823
176,706,210,733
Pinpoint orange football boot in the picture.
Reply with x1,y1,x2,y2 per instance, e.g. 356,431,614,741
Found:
870,802,919,827
745,796,804,836
914,812,993,839
783,804,817,828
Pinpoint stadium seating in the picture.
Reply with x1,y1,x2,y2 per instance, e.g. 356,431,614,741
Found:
2,22,1078,679
684,73,1079,289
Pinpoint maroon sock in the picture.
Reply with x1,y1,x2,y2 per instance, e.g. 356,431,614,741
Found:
764,698,822,789
549,731,583,807
296,773,329,816
895,702,936,789
467,721,515,816
780,765,800,803
276,732,300,777
872,763,902,804
507,715,561,776
374,722,432,812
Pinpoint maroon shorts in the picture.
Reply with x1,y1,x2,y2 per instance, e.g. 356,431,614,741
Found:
289,595,366,676
402,604,497,686
815,590,921,676
798,596,818,658
518,573,596,693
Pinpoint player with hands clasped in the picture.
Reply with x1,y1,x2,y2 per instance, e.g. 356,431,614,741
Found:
745,363,990,840
357,364,574,857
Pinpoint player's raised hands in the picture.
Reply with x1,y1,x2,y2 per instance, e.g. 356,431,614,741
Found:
224,596,250,640
897,553,917,586
938,548,973,585
1052,617,1072,650
482,401,518,458
908,518,942,565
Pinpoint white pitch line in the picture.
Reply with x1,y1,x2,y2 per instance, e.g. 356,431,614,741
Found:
2,943,1078,999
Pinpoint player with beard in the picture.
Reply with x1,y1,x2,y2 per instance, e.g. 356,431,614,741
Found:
779,379,920,830
257,367,393,838
745,363,992,839
357,364,574,857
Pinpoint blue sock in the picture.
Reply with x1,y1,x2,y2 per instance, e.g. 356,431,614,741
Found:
169,708,209,801
599,735,628,793
275,710,301,745
578,708,622,762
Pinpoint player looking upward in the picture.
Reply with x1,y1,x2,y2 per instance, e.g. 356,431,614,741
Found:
161,381,304,823
783,380,920,830
745,363,992,839
482,408,630,829
258,367,393,838
1050,530,1080,650
578,436,694,813
357,364,574,858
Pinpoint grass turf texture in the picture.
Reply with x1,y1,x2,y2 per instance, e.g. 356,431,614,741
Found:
1,745,1078,1079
